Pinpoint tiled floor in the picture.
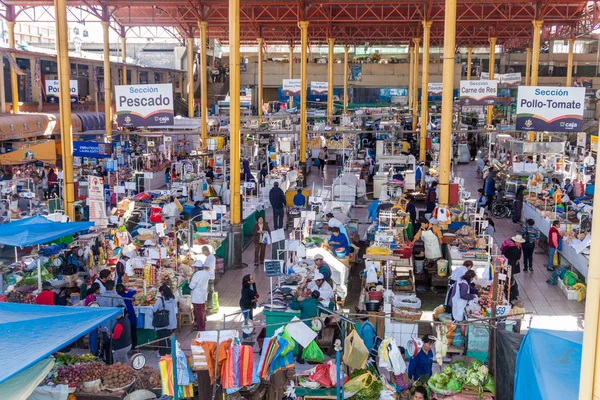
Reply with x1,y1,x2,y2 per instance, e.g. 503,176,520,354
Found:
454,162,585,328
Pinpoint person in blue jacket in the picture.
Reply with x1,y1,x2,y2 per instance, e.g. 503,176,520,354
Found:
116,283,138,351
328,226,350,257
408,335,436,381
293,188,306,207
357,313,377,355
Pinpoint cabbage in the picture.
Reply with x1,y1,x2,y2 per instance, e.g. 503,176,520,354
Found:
470,360,483,370
443,366,453,375
429,372,449,387
446,378,462,392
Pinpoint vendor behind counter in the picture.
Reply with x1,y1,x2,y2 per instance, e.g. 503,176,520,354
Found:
328,226,350,258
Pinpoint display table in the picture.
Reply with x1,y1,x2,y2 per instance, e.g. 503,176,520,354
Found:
523,202,589,280
447,247,491,281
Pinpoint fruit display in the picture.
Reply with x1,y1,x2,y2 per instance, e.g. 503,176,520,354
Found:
133,366,161,390
133,288,157,306
102,362,135,389
54,352,96,366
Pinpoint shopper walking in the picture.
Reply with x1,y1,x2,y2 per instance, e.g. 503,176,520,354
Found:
501,235,525,275
239,274,259,339
152,284,178,355
548,220,562,271
485,175,497,212
268,182,286,230
425,181,438,214
189,261,210,331
520,219,540,272
318,146,328,173
251,215,271,266
512,185,525,224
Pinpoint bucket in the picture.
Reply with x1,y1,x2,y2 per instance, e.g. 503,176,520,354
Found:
437,259,448,277
367,291,383,303
414,259,425,274
335,247,347,258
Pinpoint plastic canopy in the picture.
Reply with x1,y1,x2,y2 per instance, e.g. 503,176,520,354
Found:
514,328,582,400
0,303,121,384
0,218,93,247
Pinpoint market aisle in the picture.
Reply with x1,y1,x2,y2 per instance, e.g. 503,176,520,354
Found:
454,162,586,319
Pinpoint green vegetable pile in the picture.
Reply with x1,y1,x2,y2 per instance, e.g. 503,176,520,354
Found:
427,360,494,395
54,352,96,366
347,367,383,400
16,267,53,288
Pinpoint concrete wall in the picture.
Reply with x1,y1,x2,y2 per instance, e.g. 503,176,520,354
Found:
240,61,461,88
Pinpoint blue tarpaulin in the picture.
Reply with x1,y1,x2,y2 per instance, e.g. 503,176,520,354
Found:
0,217,93,247
514,328,582,400
0,303,121,384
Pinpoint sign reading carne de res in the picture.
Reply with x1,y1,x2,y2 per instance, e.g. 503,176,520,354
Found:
516,86,585,132
115,84,174,127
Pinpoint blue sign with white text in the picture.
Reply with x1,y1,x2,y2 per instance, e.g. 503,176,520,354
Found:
73,142,112,158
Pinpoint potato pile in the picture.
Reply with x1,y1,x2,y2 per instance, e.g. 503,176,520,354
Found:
102,362,134,389
133,366,161,390
80,363,107,383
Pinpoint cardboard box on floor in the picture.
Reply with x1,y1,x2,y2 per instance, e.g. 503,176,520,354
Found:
110,199,135,223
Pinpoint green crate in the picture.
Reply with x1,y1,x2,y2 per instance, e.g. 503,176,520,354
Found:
264,310,301,356
137,329,157,348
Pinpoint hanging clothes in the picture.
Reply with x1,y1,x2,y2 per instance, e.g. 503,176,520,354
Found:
159,355,195,398
199,339,232,384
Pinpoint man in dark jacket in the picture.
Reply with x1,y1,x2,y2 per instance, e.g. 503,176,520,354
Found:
269,181,287,230
111,306,132,364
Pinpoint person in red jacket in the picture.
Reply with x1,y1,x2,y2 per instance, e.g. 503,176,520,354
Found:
548,220,562,271
35,281,58,305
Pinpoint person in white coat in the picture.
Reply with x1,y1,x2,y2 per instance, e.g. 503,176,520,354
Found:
162,196,179,229
449,270,479,333
412,218,442,264
189,261,210,331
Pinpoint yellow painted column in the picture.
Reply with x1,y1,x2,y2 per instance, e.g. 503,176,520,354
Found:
466,47,473,80
412,38,420,131
566,38,575,87
101,21,112,141
121,36,127,84
420,21,432,162
578,168,600,400
186,37,195,118
289,45,294,109
343,45,349,113
408,44,414,110
438,0,457,205
487,37,496,126
257,37,264,125
6,21,19,114
199,21,209,148
54,0,75,220
530,20,543,86
299,21,309,165
229,0,241,227
525,47,531,85
327,38,335,123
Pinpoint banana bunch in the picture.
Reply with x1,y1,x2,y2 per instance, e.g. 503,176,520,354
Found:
572,283,587,302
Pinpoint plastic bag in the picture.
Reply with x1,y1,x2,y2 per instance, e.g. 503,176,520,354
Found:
445,324,457,346
302,340,325,363
150,207,163,223
344,371,376,393
553,251,560,267
564,271,578,287
343,330,369,370
326,360,348,387
309,363,333,388
280,329,296,356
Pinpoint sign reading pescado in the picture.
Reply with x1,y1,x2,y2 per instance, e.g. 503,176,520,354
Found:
460,80,497,106
516,86,585,132
45,80,79,104
115,84,174,127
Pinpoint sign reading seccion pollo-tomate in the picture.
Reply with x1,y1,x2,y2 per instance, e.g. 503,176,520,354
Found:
516,86,585,132
115,84,174,127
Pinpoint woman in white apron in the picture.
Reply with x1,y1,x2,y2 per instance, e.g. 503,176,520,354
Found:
412,218,442,262
450,270,479,334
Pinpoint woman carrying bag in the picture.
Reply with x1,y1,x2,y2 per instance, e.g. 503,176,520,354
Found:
152,284,178,356
251,215,271,267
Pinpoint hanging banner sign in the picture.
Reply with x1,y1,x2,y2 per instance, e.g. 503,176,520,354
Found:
479,72,499,82
577,132,587,147
4,54,26,76
460,80,497,106
574,77,593,88
349,64,362,81
591,135,598,152
516,86,585,132
115,83,174,127
240,88,252,103
310,81,328,95
88,176,108,228
282,79,302,96
428,83,443,96
73,141,113,158
45,80,79,104
34,58,41,88
499,73,522,87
